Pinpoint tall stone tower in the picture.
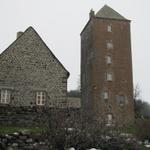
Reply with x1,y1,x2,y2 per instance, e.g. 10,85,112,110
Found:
81,5,134,126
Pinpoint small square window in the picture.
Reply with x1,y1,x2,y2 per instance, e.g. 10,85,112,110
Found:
107,42,113,49
37,100,40,104
107,25,112,32
42,100,45,105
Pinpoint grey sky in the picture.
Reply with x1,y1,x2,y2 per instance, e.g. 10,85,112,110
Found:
0,0,150,103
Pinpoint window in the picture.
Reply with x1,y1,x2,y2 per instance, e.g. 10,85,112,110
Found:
106,41,113,49
106,114,113,126
107,25,112,32
103,91,109,99
36,91,46,106
106,56,112,64
106,73,113,81
0,90,11,104
117,95,126,107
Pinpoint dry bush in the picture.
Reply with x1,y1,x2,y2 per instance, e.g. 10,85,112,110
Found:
136,119,150,140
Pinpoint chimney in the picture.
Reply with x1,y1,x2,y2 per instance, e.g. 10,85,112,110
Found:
89,9,95,19
17,31,23,39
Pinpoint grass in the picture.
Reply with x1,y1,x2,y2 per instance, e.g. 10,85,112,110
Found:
121,126,150,150
121,126,138,134
140,145,150,150
0,126,47,134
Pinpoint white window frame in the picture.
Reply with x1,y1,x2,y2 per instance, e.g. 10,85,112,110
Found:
0,89,11,104
107,25,112,32
106,42,113,49
36,91,46,106
103,91,109,99
107,73,113,81
106,56,112,64
106,114,113,126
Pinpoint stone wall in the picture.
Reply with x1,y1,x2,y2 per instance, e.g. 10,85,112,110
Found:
0,106,81,128
0,132,49,150
0,27,68,107
0,106,49,127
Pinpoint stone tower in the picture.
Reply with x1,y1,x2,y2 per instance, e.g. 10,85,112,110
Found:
81,5,134,126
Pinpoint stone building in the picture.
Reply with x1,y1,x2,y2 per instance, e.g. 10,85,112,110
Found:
81,5,135,126
0,27,69,107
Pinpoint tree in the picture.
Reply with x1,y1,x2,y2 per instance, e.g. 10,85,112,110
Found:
67,90,80,98
134,84,150,118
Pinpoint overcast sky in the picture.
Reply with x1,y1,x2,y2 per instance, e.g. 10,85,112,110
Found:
0,0,150,103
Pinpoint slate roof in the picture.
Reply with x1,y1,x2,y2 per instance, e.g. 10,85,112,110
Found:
96,5,127,20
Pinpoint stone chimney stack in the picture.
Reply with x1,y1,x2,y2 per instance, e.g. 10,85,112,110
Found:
17,31,23,39
89,9,95,19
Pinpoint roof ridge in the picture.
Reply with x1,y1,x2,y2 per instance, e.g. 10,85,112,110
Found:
0,27,69,77
96,5,128,20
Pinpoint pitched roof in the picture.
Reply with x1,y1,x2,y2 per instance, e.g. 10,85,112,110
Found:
0,26,69,77
96,5,127,20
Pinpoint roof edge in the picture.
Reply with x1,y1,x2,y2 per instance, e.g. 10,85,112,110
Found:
0,26,70,78
95,16,131,22
0,27,31,56
30,27,70,78
96,5,128,20
80,19,91,35
80,15,131,35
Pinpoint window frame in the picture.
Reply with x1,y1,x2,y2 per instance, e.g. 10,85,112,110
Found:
36,91,46,106
117,94,127,107
0,89,11,104
106,114,113,126
106,73,113,81
106,56,112,64
107,25,112,32
106,41,113,49
103,91,109,100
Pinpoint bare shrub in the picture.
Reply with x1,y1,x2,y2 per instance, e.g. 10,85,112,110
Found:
136,119,150,140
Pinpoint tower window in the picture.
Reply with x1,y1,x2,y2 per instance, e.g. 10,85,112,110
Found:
106,42,113,49
36,91,46,106
107,25,112,32
106,56,112,64
103,91,109,99
117,94,127,107
106,73,113,81
106,114,113,126
0,89,11,104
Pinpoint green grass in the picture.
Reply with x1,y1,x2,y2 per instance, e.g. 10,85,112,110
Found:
140,145,150,150
121,126,138,134
0,126,47,134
